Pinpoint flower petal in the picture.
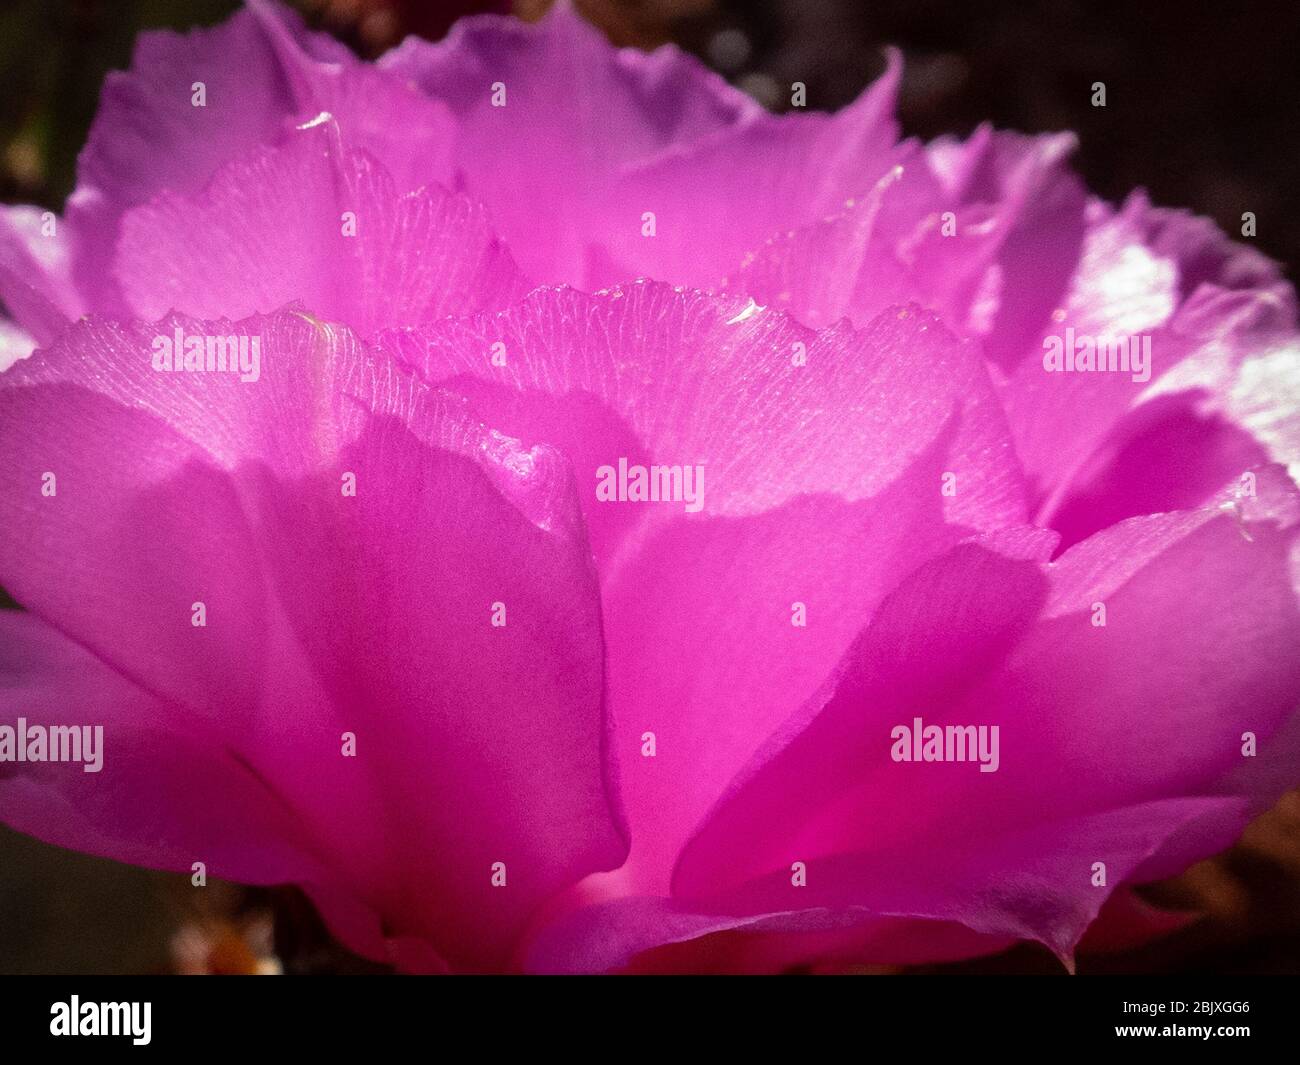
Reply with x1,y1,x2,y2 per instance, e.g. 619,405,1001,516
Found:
114,121,529,335
0,308,626,969
378,282,1028,561
378,1,760,285
0,206,83,346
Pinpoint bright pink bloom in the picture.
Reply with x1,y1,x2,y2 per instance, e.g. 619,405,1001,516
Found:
1,1,1297,972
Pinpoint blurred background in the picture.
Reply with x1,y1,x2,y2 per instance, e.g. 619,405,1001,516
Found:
0,0,1297,973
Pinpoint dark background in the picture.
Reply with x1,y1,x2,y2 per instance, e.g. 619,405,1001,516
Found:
0,0,1297,973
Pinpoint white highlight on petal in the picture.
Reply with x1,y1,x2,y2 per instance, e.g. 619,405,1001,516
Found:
725,298,765,325
296,111,334,131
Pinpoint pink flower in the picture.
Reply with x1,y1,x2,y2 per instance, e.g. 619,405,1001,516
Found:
1,1,1297,973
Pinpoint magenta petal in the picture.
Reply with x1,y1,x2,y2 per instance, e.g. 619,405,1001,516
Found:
598,499,1045,897
0,387,273,714
0,318,34,371
726,147,1000,332
527,796,1235,974
1018,281,1296,528
1222,339,1300,502
66,9,297,310
65,0,460,318
376,3,902,290
0,308,626,970
729,126,1084,342
671,543,1048,900
0,206,83,346
0,607,402,969
618,913,1013,975
524,890,1021,974
115,122,529,335
379,1,755,159
600,52,902,291
245,0,459,194
377,2,759,285
0,611,323,884
1046,396,1271,548
927,127,1089,369
378,283,1028,560
237,407,626,970
685,484,1298,889
1129,189,1285,300
2,0,1296,979
379,281,1033,901
623,484,1300,970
